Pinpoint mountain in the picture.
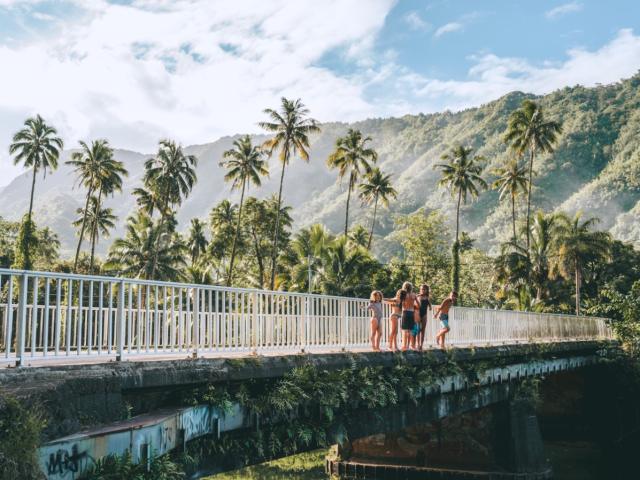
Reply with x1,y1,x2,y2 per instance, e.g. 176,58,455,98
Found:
1,74,639,258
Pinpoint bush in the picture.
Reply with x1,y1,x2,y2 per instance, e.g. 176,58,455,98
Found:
0,395,46,480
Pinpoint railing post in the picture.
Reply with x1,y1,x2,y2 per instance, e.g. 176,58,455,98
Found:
301,295,307,353
251,291,258,355
116,280,125,361
192,288,200,359
340,299,347,351
15,274,28,367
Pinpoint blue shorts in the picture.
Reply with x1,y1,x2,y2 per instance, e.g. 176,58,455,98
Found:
440,313,450,329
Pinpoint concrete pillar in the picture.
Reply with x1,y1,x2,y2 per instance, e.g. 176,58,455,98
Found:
504,399,551,475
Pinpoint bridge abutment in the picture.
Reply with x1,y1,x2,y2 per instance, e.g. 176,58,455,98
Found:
327,398,551,479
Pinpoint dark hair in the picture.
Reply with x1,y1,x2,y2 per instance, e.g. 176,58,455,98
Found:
396,289,407,304
420,284,429,294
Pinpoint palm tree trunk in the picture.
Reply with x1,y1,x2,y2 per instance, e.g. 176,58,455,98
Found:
89,225,97,274
511,193,517,241
575,260,581,316
151,188,171,280
525,148,535,253
344,173,354,237
89,186,103,274
27,167,37,225
455,188,462,243
451,188,463,293
269,147,289,290
74,186,93,270
367,194,379,250
22,167,38,269
227,180,246,286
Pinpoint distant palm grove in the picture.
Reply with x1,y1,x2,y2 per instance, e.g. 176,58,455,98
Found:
2,95,640,321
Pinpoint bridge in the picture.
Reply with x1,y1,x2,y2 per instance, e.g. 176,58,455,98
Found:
0,268,619,479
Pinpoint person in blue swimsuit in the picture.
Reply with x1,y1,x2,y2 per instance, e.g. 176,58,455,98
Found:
435,291,457,349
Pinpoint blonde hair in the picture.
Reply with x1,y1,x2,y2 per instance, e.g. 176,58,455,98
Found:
370,290,382,302
402,281,413,293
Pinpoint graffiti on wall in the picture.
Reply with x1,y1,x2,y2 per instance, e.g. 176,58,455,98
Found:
46,444,94,478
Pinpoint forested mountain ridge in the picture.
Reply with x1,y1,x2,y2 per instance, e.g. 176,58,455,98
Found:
1,73,639,257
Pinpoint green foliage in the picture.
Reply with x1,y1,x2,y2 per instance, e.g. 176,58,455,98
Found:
12,215,38,270
391,209,451,298
80,450,183,480
514,377,543,407
0,395,46,480
105,212,186,281
588,281,640,356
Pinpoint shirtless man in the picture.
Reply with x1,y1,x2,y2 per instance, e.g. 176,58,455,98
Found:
435,291,457,349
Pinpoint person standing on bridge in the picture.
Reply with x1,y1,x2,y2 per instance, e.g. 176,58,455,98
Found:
367,290,383,351
416,284,431,351
383,289,404,352
400,282,419,351
435,291,457,349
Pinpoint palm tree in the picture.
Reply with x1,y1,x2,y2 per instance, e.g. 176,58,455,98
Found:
435,146,487,292
220,135,269,286
36,227,61,267
358,167,397,249
187,218,208,266
73,196,117,272
260,97,320,290
289,224,334,292
529,211,557,303
347,225,369,248
66,139,116,270
9,115,63,269
504,100,562,251
143,140,197,278
327,129,377,237
550,212,611,315
87,156,127,273
318,236,375,296
106,212,186,281
493,239,531,309
491,158,528,242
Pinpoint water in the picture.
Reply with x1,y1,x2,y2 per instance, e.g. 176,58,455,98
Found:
204,442,612,480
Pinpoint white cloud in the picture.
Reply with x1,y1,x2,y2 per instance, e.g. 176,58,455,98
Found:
404,11,429,31
0,0,395,183
546,2,583,19
394,29,640,112
0,1,639,189
434,21,462,37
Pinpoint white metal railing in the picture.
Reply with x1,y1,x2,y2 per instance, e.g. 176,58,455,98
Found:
0,268,612,365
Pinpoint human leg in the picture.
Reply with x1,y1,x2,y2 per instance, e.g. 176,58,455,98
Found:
370,317,379,350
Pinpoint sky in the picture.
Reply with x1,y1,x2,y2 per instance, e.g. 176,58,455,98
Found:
0,0,639,185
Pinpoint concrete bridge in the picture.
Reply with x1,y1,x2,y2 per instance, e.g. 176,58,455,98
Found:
0,268,617,479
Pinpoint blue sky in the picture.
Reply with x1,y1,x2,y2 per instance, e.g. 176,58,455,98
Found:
0,0,639,184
